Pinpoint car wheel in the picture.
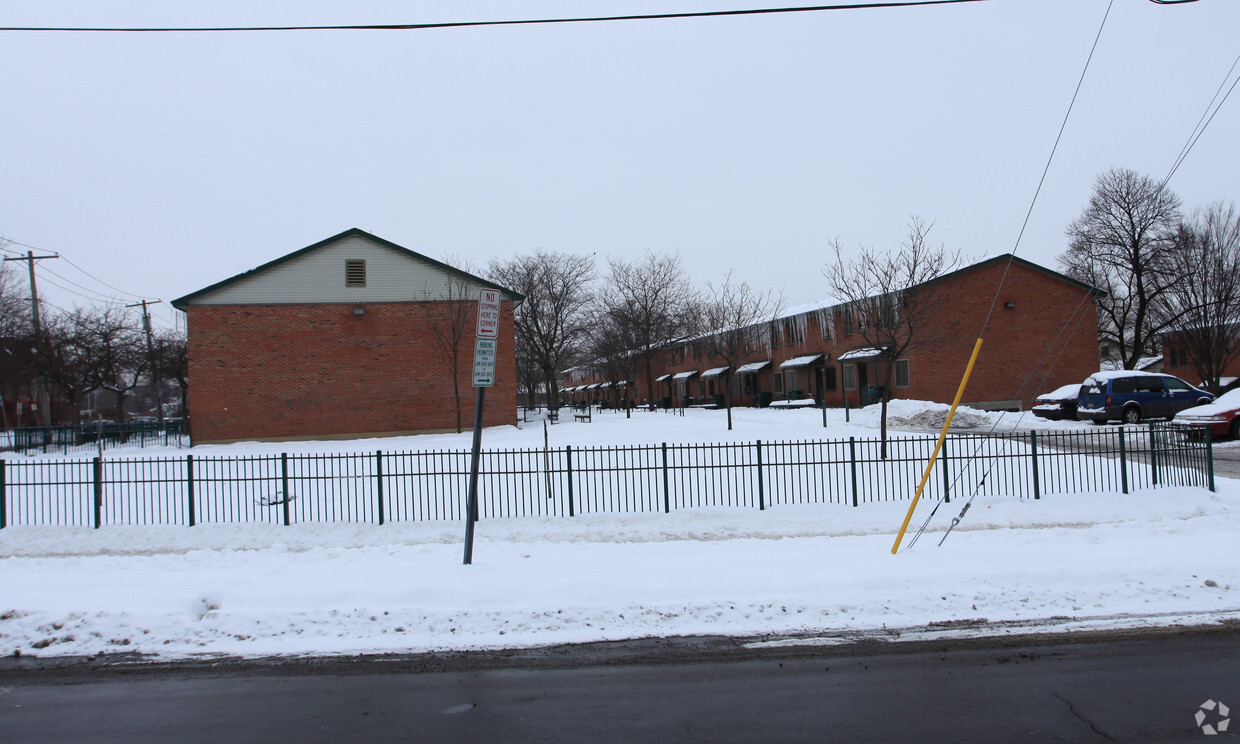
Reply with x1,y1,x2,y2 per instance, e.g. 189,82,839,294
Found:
1231,418,1240,440
1123,406,1142,425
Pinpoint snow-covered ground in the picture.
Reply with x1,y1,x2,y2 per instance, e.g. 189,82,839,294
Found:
2,401,1236,661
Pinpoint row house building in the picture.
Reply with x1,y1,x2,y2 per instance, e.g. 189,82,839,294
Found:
563,255,1103,412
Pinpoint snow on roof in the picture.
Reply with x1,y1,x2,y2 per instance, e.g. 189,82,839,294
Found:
655,374,672,382
837,347,887,361
736,361,771,374
672,370,699,380
701,366,730,378
1085,369,1166,382
598,382,612,389
779,354,824,369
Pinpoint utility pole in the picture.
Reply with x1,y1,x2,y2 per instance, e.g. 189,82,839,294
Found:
3,250,58,425
127,299,163,424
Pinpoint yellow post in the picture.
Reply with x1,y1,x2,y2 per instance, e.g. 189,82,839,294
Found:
891,338,984,554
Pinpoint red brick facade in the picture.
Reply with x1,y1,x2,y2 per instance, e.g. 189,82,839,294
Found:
566,257,1101,411
187,301,518,443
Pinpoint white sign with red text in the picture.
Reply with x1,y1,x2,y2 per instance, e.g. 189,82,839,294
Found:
477,289,501,339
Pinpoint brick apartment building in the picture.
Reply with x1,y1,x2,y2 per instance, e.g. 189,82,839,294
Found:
1161,328,1240,392
172,229,522,444
563,255,1103,411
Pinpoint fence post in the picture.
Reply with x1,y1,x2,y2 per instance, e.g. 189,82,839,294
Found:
756,440,765,511
849,437,858,507
1030,431,1040,500
376,451,385,525
0,458,6,529
1149,425,1160,487
661,442,671,514
566,445,575,517
281,453,291,527
1205,425,1215,493
1118,429,1129,495
92,456,103,529
187,454,196,527
941,435,951,504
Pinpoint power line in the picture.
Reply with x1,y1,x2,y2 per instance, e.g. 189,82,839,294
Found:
893,0,1117,553
0,0,989,33
1162,48,1240,187
3,236,151,301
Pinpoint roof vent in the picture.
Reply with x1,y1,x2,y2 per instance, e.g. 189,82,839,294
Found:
345,259,366,287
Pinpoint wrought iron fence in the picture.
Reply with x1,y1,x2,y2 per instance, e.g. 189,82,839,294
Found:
1,420,188,457
0,423,1214,529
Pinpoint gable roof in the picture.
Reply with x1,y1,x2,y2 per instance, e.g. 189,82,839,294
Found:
171,228,523,309
912,253,1106,299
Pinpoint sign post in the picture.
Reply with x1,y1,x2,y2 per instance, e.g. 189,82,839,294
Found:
464,290,501,565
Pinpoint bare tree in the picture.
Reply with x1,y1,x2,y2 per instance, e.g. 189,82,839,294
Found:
1160,202,1240,392
0,257,29,339
419,259,481,434
38,309,100,428
586,308,642,417
74,305,148,428
824,217,966,456
0,260,34,424
152,328,189,418
700,271,782,430
1060,168,1182,369
600,252,700,410
488,251,596,407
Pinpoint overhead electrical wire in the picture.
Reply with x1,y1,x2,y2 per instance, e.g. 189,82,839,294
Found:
1162,48,1240,188
1,236,179,331
896,0,1117,552
0,0,989,33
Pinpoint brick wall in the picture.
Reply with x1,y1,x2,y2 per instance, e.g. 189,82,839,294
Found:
613,259,1100,410
187,301,518,443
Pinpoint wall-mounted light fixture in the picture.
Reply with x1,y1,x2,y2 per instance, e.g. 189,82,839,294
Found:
352,305,366,316
1004,301,1016,309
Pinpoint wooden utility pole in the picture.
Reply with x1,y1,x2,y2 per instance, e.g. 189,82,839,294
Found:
3,251,58,425
127,299,164,423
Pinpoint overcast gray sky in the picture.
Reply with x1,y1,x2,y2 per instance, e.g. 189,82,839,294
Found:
2,0,1237,334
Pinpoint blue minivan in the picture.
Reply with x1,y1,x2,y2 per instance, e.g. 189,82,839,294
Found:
1076,371,1214,424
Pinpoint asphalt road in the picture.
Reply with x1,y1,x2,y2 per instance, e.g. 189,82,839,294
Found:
2,627,1237,743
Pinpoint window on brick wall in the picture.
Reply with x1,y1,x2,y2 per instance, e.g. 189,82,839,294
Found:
842,364,858,391
894,359,911,388
345,259,366,287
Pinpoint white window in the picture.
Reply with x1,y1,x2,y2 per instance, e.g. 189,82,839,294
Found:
894,359,910,388
842,364,858,391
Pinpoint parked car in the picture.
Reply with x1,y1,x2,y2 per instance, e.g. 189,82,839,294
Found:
1031,383,1081,420
1076,371,1214,424
1170,388,1240,439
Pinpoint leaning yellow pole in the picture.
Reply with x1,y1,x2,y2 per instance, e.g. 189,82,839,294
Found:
891,338,984,554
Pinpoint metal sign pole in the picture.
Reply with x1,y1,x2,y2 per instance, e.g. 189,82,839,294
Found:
462,385,485,565
463,290,500,565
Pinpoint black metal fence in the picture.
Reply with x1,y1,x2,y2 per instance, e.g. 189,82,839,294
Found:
1,420,188,457
0,423,1214,528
